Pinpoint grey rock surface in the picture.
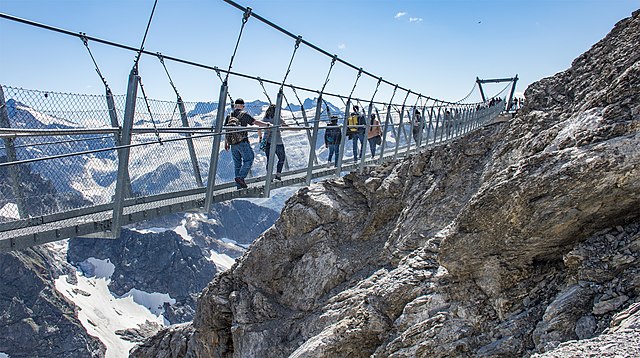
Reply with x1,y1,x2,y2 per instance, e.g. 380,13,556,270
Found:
0,245,105,357
133,9,640,358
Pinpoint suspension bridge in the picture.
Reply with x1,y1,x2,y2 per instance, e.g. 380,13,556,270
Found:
0,0,517,252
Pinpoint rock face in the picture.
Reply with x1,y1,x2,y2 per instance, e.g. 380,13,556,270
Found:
68,229,217,324
0,245,105,357
132,10,640,358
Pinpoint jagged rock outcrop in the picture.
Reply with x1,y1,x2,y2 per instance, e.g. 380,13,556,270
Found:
132,9,640,358
68,229,217,324
0,245,105,357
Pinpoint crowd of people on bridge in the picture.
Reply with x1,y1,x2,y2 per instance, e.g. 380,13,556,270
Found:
224,96,498,190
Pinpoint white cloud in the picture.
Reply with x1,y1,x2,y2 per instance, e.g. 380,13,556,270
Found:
338,43,346,49
395,12,407,19
409,17,423,23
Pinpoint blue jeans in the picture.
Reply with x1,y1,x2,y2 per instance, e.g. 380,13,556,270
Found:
368,137,379,157
327,144,339,166
231,141,254,187
351,132,364,160
265,142,286,175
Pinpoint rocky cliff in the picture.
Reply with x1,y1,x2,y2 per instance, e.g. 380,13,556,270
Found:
0,245,105,357
132,10,640,358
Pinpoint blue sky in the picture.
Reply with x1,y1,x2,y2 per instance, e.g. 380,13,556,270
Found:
1,0,638,104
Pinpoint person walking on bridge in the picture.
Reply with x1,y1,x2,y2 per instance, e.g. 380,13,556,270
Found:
367,113,382,157
224,98,271,189
347,105,366,161
324,116,342,167
260,104,287,181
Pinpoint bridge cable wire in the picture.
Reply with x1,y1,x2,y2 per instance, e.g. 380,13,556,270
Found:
280,36,302,89
455,82,478,104
226,7,252,83
257,78,273,105
133,0,159,71
157,53,182,127
136,76,163,144
79,33,110,92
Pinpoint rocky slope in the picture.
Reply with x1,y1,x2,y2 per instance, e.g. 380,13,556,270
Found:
0,245,105,357
132,10,640,358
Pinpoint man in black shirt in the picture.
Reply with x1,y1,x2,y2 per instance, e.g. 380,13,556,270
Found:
224,98,271,189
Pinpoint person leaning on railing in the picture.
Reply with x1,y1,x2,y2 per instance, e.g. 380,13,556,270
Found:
224,98,271,189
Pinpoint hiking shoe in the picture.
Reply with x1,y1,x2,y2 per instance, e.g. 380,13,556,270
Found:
274,175,282,181
234,177,248,188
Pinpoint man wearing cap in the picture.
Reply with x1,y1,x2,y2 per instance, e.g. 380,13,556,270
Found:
224,98,271,189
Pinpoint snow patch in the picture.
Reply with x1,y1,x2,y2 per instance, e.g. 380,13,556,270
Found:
54,274,165,358
78,257,115,279
173,222,193,243
208,250,236,272
129,227,170,234
0,203,20,219
123,289,175,322
0,352,10,357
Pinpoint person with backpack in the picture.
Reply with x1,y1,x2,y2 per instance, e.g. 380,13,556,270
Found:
412,109,423,145
367,113,382,157
224,98,271,189
347,105,365,161
260,104,287,181
324,116,342,167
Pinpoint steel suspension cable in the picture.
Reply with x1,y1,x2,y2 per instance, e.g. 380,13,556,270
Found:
133,0,159,70
280,36,302,88
157,53,182,127
257,78,273,104
79,33,110,91
226,7,252,83
136,77,162,144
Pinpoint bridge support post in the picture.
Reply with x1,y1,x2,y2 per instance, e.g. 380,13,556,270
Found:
203,83,228,213
425,105,434,146
335,100,350,175
306,94,323,185
265,90,284,196
358,103,374,172
506,75,518,112
111,68,139,238
177,96,204,187
394,98,408,160
105,87,132,197
416,104,427,149
377,106,390,164
433,106,441,144
298,104,319,166
0,86,27,219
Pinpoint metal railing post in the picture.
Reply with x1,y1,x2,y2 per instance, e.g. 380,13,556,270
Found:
433,106,441,145
306,94,323,185
416,105,427,149
0,86,27,219
298,104,319,166
177,96,204,187
264,90,284,196
203,83,228,213
425,106,434,146
394,104,405,160
358,103,373,172
111,68,139,238
105,88,132,197
377,106,390,164
336,100,351,175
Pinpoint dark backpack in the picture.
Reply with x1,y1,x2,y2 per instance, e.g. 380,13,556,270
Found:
225,116,247,145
